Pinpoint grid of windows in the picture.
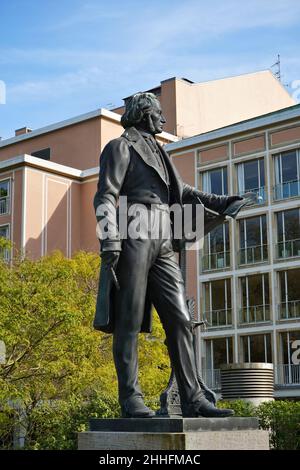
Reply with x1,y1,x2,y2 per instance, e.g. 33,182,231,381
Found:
198,145,300,392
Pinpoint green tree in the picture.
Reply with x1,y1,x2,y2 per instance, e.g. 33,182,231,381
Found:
0,250,170,448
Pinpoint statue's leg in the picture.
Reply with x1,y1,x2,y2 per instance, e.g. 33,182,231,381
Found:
148,239,205,407
113,236,154,410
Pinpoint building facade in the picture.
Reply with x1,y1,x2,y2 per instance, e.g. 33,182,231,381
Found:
167,104,300,398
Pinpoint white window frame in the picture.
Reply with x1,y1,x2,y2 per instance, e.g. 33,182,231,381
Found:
0,178,11,216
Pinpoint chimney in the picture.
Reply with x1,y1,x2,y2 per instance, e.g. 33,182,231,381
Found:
15,127,32,137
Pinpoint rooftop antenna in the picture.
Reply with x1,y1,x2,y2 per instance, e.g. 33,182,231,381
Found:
271,54,281,82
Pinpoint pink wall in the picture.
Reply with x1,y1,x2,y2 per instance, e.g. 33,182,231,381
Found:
0,117,111,170
199,144,228,164
270,125,300,147
233,134,265,156
80,178,99,253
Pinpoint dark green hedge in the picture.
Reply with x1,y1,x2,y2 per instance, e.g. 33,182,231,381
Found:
2,397,300,449
219,400,300,450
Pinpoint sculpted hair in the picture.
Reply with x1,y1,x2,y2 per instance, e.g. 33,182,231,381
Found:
121,92,159,128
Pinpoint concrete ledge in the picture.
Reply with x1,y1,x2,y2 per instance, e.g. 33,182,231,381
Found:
89,417,259,433
78,429,269,450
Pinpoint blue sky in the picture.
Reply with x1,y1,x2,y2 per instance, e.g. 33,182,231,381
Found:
0,0,300,139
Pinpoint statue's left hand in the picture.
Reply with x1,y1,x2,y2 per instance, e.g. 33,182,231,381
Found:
100,251,120,270
225,195,243,208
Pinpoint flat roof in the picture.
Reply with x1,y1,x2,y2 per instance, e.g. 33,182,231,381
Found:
166,103,300,152
0,107,178,149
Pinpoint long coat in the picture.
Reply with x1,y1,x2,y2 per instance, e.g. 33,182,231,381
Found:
93,127,228,333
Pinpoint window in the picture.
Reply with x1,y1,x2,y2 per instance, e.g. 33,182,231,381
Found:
274,149,300,199
203,279,232,327
201,167,228,195
31,148,50,160
237,158,265,202
276,208,300,258
204,337,233,388
0,179,10,215
239,215,268,265
240,274,270,324
0,225,10,261
202,222,230,271
278,269,300,320
278,331,300,384
241,334,272,363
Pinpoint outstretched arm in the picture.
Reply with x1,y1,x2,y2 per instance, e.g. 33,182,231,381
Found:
182,183,242,214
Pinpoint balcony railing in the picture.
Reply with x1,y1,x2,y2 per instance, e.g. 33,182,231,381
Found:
239,304,271,324
274,179,300,200
202,308,232,328
275,364,300,385
278,300,300,320
0,197,9,215
204,365,300,389
202,368,221,390
276,239,300,259
239,186,266,204
202,250,230,271
238,244,268,265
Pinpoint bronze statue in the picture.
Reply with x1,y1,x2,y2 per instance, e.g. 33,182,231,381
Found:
93,92,241,418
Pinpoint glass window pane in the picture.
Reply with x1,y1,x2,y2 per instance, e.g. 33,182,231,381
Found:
277,212,284,242
240,216,267,247
284,209,300,241
210,169,223,194
259,159,265,187
242,334,272,362
201,167,227,195
281,151,297,183
280,331,300,364
223,168,228,195
286,269,300,301
244,160,259,190
212,337,233,368
0,226,8,238
245,217,262,246
0,180,9,198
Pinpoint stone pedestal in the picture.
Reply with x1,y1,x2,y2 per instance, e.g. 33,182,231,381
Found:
78,417,269,450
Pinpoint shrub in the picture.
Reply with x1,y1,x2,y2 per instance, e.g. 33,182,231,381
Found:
219,399,300,450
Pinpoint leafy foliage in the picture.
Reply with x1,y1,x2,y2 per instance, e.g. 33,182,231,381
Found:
0,250,170,449
220,399,300,450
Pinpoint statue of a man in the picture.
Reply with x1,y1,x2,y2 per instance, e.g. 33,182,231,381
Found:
93,93,240,418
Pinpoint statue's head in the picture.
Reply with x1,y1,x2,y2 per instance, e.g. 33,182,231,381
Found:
121,92,166,135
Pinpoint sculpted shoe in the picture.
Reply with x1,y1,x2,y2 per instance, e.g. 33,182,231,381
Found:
182,398,234,418
121,396,155,418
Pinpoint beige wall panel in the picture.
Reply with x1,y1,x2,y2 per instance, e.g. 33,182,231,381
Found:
160,79,177,136
80,179,99,252
25,169,43,259
199,145,228,164
233,135,265,156
70,182,81,255
172,152,195,186
270,125,300,147
100,118,123,152
46,177,68,256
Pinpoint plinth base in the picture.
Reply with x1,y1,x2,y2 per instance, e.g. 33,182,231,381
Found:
78,417,269,450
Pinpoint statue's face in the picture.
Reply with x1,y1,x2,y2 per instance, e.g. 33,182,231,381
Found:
149,100,166,134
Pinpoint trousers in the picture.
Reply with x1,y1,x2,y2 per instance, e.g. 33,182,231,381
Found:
113,205,203,406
